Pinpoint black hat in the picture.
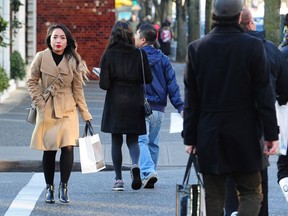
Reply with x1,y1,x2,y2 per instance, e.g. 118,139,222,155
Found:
213,0,244,17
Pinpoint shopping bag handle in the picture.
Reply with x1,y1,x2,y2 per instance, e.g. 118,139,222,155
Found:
183,153,204,187
83,121,95,137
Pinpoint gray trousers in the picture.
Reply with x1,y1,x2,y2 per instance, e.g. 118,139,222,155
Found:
203,171,262,216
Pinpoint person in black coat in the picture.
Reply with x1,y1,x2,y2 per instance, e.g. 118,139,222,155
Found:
99,21,153,191
278,16,288,207
225,6,288,216
279,31,288,60
183,0,279,215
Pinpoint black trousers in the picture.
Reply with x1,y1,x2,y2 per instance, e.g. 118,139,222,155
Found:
225,169,268,216
203,171,262,216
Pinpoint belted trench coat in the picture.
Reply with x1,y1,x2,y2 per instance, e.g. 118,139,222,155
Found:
26,48,92,150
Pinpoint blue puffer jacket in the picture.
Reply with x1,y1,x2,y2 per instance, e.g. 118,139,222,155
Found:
142,45,184,113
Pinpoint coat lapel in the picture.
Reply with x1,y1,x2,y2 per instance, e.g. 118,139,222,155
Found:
40,48,69,77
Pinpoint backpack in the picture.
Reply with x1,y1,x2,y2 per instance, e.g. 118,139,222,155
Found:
160,27,171,43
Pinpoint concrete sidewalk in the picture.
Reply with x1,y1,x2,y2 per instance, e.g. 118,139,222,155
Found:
0,63,188,172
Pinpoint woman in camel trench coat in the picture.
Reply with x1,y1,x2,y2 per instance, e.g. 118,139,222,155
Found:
26,24,92,204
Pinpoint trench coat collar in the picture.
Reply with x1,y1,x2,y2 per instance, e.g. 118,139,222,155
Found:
40,48,70,77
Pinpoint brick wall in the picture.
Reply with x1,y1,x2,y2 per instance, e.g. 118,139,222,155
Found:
36,0,116,79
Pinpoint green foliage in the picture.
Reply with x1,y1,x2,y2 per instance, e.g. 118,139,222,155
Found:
0,16,8,32
10,50,26,80
0,16,8,47
0,66,9,92
10,0,23,37
10,16,22,37
11,0,23,12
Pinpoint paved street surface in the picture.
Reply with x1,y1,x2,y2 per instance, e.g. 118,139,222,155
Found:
0,63,288,215
0,63,188,171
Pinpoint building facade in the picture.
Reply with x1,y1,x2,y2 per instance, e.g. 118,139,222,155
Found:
0,0,116,80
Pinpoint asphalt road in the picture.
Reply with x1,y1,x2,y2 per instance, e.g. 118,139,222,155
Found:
0,63,288,215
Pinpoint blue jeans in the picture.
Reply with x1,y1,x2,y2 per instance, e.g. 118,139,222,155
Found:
139,110,164,179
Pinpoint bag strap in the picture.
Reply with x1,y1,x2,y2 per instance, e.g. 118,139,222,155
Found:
30,71,61,108
43,73,61,94
139,49,147,98
183,153,204,187
39,73,62,104
183,153,193,184
83,121,95,137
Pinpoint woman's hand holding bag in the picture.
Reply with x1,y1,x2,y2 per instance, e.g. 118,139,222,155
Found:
78,121,106,174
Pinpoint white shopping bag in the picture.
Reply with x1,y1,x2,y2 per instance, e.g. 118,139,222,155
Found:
78,122,106,173
276,101,288,155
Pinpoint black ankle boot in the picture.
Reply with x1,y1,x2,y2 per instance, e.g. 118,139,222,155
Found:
58,182,70,203
45,184,55,203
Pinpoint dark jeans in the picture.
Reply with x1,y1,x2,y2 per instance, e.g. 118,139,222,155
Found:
203,171,262,216
225,169,268,216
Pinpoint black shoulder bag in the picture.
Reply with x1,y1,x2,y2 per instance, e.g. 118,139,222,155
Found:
139,49,152,117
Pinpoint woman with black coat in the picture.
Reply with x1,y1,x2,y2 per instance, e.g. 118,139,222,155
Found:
99,21,153,191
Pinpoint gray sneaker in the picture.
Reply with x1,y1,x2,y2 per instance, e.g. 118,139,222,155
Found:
112,179,124,191
142,173,158,189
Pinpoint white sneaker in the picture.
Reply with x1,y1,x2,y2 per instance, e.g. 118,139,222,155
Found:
231,211,238,216
279,177,288,202
142,172,158,189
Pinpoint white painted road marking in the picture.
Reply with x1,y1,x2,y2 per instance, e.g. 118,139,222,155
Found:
4,173,45,216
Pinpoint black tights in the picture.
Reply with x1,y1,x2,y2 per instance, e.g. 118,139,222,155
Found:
111,133,139,180
42,146,74,185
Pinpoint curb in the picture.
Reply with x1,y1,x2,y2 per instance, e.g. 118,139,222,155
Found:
0,161,130,172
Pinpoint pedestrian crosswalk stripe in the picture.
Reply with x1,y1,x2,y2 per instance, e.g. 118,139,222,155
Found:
4,173,45,216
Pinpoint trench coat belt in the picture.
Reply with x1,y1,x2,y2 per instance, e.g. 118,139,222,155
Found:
43,87,73,118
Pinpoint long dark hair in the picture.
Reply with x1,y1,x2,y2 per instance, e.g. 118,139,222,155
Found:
103,21,134,53
45,23,80,66
45,23,89,81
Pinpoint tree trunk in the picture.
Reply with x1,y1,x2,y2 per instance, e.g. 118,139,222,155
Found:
153,0,173,24
168,0,173,17
176,0,187,62
264,0,281,45
138,0,152,20
160,0,169,23
205,0,213,34
152,0,161,23
187,0,200,43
